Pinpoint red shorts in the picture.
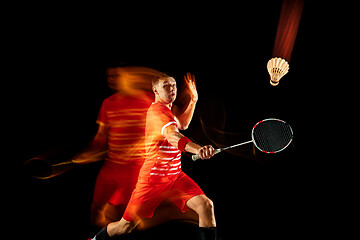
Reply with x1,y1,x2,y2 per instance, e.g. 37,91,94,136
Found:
93,161,141,206
122,171,204,222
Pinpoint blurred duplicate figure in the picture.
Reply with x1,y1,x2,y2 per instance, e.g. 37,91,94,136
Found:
73,65,201,228
90,74,217,240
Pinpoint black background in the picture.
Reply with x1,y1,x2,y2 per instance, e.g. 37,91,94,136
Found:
13,1,344,239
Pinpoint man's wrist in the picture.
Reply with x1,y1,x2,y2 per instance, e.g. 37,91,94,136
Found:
178,136,192,152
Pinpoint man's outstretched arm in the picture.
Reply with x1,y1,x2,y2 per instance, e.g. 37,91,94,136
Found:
163,124,214,159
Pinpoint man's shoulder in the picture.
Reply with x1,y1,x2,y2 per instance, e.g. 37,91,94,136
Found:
148,102,172,114
102,93,120,104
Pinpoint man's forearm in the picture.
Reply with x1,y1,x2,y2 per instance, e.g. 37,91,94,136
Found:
173,100,196,130
166,132,201,155
163,124,214,159
184,141,202,155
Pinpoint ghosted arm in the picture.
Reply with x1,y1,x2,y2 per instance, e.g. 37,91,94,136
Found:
72,123,108,164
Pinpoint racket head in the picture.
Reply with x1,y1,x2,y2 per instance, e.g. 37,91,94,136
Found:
251,118,293,154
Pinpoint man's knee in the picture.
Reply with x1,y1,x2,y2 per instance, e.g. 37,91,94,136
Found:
188,195,215,214
202,197,214,214
118,219,137,235
108,218,138,237
104,203,124,222
91,202,107,227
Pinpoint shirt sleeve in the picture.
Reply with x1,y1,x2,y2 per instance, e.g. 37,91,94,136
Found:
96,101,107,125
159,105,178,136
148,104,178,137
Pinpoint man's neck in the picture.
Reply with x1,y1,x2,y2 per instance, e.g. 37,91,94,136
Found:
155,98,172,110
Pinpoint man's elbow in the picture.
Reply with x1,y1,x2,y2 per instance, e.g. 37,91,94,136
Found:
178,124,189,131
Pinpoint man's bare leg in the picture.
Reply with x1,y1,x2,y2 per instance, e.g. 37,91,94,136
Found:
91,202,112,227
186,194,216,227
92,218,139,239
186,194,217,240
138,199,198,230
107,218,139,237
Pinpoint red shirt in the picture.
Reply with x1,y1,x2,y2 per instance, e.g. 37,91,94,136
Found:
138,102,182,183
97,92,154,166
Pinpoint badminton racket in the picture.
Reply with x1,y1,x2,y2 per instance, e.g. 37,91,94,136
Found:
192,118,293,161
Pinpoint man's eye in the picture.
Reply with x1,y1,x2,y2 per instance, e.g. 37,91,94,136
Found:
108,74,119,78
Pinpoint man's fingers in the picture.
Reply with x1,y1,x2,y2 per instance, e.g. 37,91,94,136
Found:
208,146,215,156
199,145,215,159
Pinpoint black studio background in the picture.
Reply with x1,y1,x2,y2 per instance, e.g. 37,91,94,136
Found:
11,1,344,239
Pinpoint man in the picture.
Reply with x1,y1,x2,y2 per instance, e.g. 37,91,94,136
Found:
91,74,217,240
73,66,158,227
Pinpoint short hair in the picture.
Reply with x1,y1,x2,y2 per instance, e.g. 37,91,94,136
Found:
152,72,172,88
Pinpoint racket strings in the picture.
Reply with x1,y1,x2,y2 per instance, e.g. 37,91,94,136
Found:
253,120,293,153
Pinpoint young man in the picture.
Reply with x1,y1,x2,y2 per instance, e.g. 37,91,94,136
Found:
91,74,217,240
73,66,158,227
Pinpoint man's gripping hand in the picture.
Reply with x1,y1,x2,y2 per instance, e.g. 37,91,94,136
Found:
197,145,215,160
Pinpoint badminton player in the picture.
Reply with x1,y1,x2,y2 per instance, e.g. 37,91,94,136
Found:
91,74,217,240
73,66,160,227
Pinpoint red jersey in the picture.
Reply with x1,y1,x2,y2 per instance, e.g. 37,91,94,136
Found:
97,92,154,166
138,102,182,183
122,102,205,222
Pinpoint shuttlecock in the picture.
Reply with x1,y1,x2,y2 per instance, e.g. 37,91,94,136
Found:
267,57,289,86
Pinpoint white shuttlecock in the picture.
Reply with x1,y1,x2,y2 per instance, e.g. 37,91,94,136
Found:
267,57,289,86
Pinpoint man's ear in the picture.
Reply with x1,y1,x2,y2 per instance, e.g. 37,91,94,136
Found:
152,86,158,95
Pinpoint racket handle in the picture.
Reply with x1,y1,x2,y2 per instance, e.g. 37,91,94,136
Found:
192,148,222,161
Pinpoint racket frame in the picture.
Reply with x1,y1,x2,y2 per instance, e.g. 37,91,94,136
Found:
191,118,293,161
251,118,293,154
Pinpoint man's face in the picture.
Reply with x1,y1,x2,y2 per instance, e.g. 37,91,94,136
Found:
154,77,177,104
106,68,122,84
106,68,128,91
